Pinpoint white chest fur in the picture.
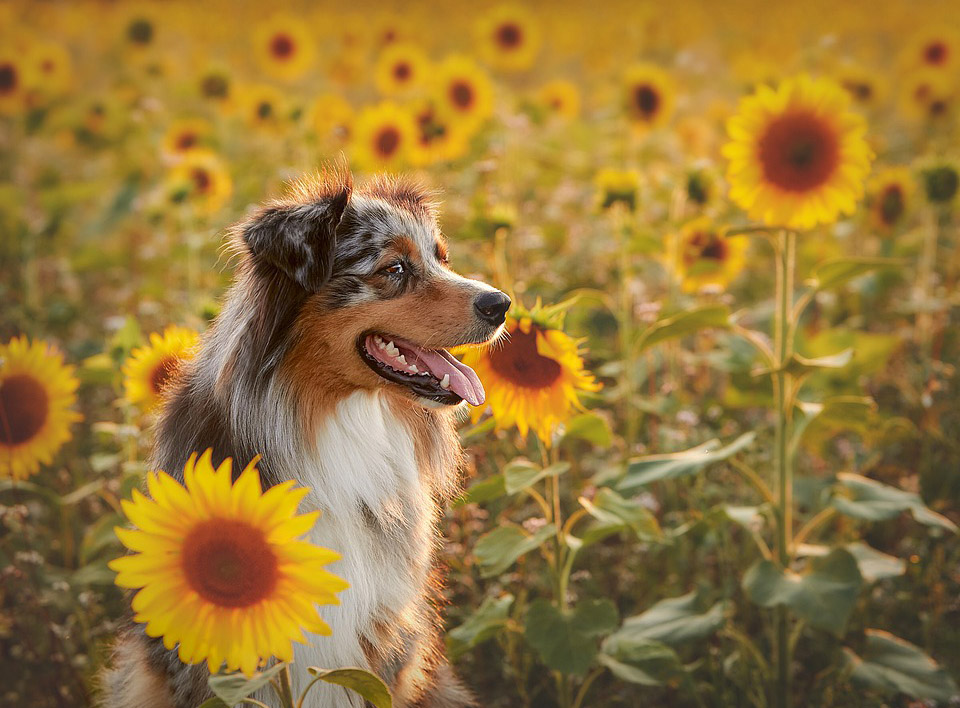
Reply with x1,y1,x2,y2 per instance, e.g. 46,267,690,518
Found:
285,391,435,706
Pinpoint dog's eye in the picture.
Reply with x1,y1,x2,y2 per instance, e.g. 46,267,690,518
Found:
383,262,404,276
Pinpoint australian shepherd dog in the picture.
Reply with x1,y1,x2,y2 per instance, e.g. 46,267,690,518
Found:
103,167,510,707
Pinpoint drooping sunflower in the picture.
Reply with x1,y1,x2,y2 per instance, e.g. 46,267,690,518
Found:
0,336,81,481
595,168,640,211
349,101,417,172
475,4,542,72
431,55,495,132
409,100,469,167
536,79,581,120
253,14,316,82
161,118,212,160
460,301,601,445
622,63,675,130
309,93,353,143
374,42,430,97
670,217,748,293
722,75,873,230
109,449,348,677
123,326,200,410
866,167,913,233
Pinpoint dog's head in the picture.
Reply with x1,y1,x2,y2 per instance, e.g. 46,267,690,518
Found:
233,168,508,412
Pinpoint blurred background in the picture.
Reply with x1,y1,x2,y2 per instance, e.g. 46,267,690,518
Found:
1,1,959,706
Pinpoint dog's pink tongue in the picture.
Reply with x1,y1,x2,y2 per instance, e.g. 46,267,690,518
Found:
416,348,485,406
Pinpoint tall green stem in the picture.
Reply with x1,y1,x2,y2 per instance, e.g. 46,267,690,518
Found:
773,230,796,708
613,204,638,447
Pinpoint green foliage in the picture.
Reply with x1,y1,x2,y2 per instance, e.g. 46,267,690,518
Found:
620,432,756,488
844,630,959,700
832,473,958,532
447,595,515,659
473,524,558,577
208,664,288,707
306,667,393,708
523,599,619,674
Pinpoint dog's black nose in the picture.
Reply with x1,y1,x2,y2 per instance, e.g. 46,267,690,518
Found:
474,290,511,326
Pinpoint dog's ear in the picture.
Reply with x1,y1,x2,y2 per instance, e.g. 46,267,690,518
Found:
242,185,351,292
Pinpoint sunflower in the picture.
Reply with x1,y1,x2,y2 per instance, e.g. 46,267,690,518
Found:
685,166,721,210
349,101,417,172
866,167,913,233
0,336,81,481
309,93,353,143
161,118,212,160
123,12,157,50
374,42,430,97
918,159,960,207
25,41,72,98
622,63,675,130
253,14,315,82
595,168,640,211
109,449,348,677
536,79,581,120
671,217,748,293
197,67,236,113
475,4,542,72
898,68,955,124
123,326,200,410
461,301,601,445
0,53,32,115
238,83,288,131
901,27,960,73
834,63,885,110
722,75,873,230
409,100,469,167
431,55,495,132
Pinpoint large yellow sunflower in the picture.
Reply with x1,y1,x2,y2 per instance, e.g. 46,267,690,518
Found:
374,42,430,97
431,55,495,133
349,101,417,172
622,63,675,130
475,3,542,72
253,14,316,82
164,150,233,216
670,217,748,293
461,302,601,445
123,326,200,410
0,336,81,481
110,449,348,677
722,75,873,230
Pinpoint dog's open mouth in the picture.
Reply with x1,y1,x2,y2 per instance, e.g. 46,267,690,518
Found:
358,333,485,406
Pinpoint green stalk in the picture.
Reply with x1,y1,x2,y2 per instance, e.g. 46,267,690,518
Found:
773,230,797,708
278,664,296,708
614,204,638,447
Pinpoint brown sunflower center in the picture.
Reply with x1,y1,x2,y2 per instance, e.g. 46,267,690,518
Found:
0,375,49,445
201,74,229,99
924,41,948,66
879,185,904,225
177,132,197,150
149,356,180,395
450,80,475,110
488,326,562,389
257,101,273,119
127,18,154,46
0,63,17,94
842,80,873,102
684,231,727,266
633,84,660,118
757,110,839,192
393,61,412,81
375,126,401,157
270,33,295,60
496,23,523,50
181,519,278,608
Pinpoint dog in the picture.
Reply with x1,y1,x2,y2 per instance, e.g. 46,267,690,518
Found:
102,166,510,708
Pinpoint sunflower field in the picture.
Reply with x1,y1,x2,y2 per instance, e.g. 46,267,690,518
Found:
2,1,960,706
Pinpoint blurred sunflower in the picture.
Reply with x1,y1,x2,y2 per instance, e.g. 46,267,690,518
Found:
123,325,200,410
685,166,721,210
475,4,542,72
0,53,32,115
122,11,158,51
410,100,469,166
671,218,748,293
866,167,913,233
432,55,495,132
161,118,212,160
374,42,430,97
25,41,72,99
309,93,353,142
537,79,581,120
0,336,80,481
253,14,315,82
238,83,288,131
595,168,640,211
722,75,873,230
918,159,960,208
834,63,885,110
197,67,235,113
898,68,955,124
165,150,232,215
461,301,601,445
110,449,348,677
622,63,675,129
350,101,417,171
901,27,960,73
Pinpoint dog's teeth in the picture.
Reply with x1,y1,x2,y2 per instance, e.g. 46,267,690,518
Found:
409,365,418,373
440,374,450,389
396,354,407,364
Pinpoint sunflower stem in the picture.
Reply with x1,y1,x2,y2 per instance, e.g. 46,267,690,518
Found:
278,662,296,708
612,203,638,448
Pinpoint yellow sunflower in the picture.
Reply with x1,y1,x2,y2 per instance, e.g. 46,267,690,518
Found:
671,217,748,293
595,168,640,211
409,100,469,167
0,53,33,115
866,167,913,233
109,449,348,677
253,14,316,82
722,74,873,230
685,166,722,210
374,42,430,97
25,41,72,98
475,3,542,72
537,79,581,120
161,118,212,160
238,83,289,131
309,93,353,143
349,101,417,172
898,68,955,124
197,67,236,113
834,63,885,110
918,159,960,207
901,27,960,74
622,63,675,130
0,336,81,481
431,55,495,132
123,326,200,410
461,302,601,445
